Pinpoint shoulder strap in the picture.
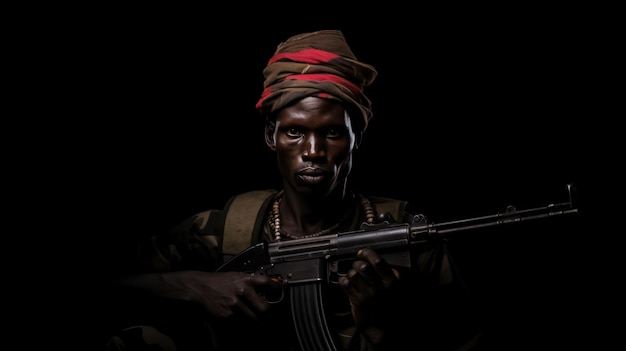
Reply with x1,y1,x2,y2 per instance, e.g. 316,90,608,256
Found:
222,189,277,257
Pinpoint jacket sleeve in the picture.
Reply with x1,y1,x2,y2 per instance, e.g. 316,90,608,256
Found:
134,209,226,273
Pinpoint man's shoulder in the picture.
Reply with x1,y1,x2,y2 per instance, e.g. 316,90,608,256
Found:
367,195,408,204
365,195,410,223
223,189,278,210
221,189,278,256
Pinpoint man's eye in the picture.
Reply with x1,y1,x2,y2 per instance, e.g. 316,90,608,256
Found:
286,128,301,137
326,128,342,138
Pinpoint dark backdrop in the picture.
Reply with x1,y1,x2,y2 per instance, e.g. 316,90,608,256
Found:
80,19,599,230
46,9,615,350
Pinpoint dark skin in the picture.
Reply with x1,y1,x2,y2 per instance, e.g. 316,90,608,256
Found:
264,95,359,233
265,97,397,344
116,96,401,347
267,96,401,344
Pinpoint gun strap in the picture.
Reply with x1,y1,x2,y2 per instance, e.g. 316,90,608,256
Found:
222,189,277,257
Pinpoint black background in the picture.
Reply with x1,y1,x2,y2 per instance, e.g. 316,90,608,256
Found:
73,15,603,232
31,6,618,350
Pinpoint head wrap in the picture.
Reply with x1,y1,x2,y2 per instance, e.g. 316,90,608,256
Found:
255,30,378,130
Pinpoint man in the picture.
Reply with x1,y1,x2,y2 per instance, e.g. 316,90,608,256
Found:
105,29,482,351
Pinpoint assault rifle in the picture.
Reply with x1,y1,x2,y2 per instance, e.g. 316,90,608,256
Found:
217,184,579,351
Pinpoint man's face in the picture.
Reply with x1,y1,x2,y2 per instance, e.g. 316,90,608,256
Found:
267,96,358,197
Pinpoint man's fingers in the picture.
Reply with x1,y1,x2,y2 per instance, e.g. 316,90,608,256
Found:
249,274,282,289
357,248,398,282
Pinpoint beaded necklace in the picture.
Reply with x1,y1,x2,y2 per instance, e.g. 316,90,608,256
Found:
269,190,375,242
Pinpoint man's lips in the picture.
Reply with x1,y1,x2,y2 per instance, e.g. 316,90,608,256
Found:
297,174,325,184
296,168,329,184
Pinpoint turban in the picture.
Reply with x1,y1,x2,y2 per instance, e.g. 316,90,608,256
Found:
255,30,378,130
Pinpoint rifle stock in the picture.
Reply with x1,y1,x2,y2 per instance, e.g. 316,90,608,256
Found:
217,184,579,351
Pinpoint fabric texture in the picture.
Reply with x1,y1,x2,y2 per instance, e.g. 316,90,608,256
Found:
106,190,481,350
255,30,378,130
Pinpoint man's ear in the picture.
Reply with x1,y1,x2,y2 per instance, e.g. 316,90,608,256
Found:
265,121,276,150
354,131,363,150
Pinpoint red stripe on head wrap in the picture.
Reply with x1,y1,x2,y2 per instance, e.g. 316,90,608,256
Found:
267,48,341,66
256,30,377,130
255,88,273,109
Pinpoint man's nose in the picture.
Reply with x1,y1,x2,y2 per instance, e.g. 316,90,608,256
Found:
302,134,326,159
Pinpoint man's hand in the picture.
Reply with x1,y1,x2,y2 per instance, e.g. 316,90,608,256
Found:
159,271,282,320
337,248,403,345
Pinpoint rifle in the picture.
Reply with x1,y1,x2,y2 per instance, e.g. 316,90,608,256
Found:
217,184,579,351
